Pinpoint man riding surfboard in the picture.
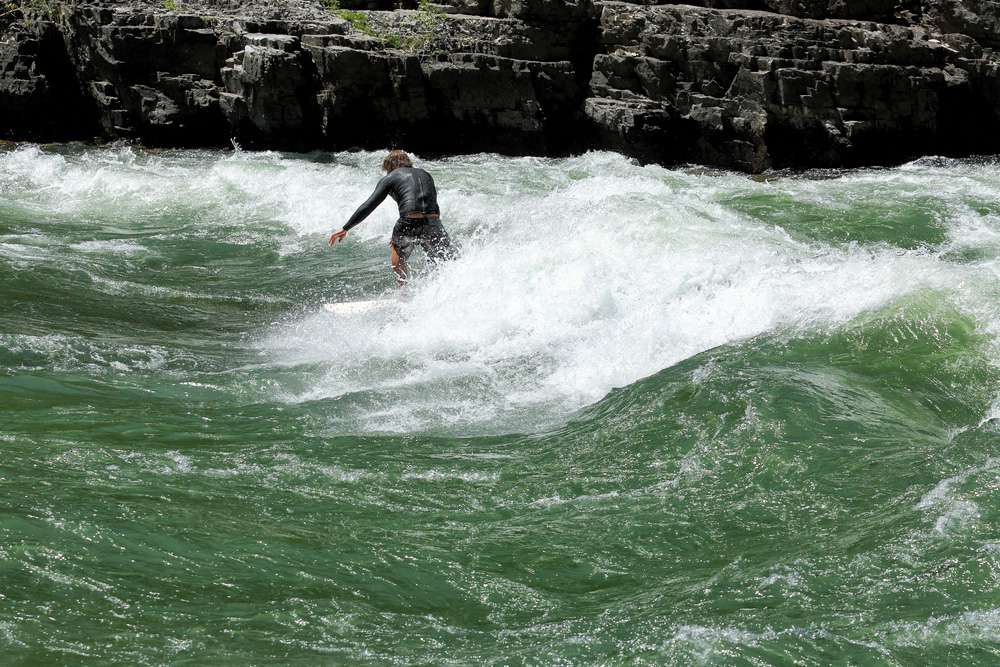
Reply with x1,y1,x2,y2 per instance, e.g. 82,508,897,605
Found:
329,150,456,286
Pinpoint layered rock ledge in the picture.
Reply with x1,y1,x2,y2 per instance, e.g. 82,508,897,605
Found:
3,0,1000,171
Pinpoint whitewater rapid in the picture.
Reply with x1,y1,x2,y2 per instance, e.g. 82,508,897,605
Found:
260,152,1000,433
3,145,1000,434
4,144,1000,665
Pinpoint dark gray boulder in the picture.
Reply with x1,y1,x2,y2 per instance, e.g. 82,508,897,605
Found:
924,0,1000,48
0,20,97,141
221,34,319,148
759,0,898,20
585,2,1000,171
305,34,580,153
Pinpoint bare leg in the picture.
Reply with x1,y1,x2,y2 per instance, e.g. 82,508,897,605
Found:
390,244,407,287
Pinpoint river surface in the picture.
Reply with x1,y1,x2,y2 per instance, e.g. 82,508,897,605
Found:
2,144,999,664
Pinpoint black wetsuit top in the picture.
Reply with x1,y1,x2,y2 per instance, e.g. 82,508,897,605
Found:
343,167,440,231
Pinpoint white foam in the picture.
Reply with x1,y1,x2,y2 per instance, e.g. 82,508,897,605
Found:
70,239,145,254
5,146,1000,434
260,152,1000,432
880,608,1000,647
400,470,499,483
759,565,803,589
529,490,620,508
0,333,169,374
660,623,796,662
916,458,998,536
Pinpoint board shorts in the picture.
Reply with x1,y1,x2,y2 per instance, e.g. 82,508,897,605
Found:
390,218,457,263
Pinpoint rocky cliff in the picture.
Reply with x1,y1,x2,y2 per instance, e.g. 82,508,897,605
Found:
3,0,1000,171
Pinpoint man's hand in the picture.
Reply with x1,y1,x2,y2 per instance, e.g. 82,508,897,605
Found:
329,229,348,247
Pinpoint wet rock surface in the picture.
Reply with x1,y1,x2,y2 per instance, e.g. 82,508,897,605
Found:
2,0,1000,171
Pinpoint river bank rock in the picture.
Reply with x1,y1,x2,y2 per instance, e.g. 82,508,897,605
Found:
586,2,1000,170
2,0,1000,171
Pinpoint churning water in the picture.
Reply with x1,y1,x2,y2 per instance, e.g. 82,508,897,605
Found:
2,144,999,663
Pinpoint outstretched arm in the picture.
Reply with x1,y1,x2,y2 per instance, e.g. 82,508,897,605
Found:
329,176,393,247
345,176,392,230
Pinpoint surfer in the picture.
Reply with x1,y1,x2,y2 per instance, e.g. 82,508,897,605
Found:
329,150,456,286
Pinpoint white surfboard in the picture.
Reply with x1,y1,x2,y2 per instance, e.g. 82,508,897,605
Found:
323,299,394,316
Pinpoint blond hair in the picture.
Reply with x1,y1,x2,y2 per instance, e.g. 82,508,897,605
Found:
382,150,413,173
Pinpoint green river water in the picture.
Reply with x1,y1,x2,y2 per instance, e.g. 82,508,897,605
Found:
1,144,999,664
